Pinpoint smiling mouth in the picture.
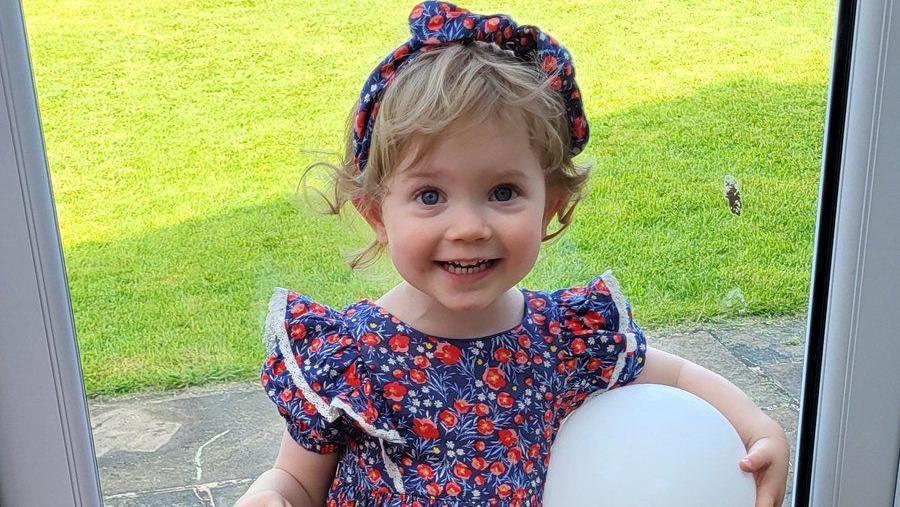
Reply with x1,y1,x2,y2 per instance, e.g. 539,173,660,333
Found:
436,259,499,274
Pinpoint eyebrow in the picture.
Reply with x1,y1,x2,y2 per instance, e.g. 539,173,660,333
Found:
400,166,530,181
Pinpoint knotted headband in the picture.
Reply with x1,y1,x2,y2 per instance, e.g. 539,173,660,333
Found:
352,0,589,172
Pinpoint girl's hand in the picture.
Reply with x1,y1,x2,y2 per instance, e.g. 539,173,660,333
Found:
233,490,294,507
739,431,791,507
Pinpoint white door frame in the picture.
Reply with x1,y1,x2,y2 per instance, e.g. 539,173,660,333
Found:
1,0,897,505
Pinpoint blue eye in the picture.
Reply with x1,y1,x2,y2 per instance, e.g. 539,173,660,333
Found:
416,189,441,206
491,185,518,202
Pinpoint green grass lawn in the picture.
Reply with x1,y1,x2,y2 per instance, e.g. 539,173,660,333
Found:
22,0,834,396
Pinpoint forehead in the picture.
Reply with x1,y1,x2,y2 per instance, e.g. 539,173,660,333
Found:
395,119,542,182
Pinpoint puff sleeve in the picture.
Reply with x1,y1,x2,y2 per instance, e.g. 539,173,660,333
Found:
549,270,647,419
260,288,404,454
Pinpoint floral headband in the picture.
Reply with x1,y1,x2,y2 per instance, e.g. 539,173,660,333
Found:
351,0,589,172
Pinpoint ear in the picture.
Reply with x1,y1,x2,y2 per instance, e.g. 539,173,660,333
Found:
542,188,566,234
353,196,388,244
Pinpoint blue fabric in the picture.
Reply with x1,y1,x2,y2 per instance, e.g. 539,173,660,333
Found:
352,0,590,172
261,273,646,506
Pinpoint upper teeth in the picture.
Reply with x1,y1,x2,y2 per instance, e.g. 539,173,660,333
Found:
448,260,487,267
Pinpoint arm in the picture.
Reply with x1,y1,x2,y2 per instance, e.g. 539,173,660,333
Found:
235,429,339,507
633,347,784,447
633,346,790,507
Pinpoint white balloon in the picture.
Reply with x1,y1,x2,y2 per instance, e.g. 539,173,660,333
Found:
543,384,756,507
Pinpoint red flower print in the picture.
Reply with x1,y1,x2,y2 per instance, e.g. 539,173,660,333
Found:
379,62,395,80
383,381,407,401
340,335,353,347
573,116,586,140
272,361,285,376
410,4,424,19
453,462,472,479
587,357,602,371
368,468,381,483
532,312,546,325
550,75,562,91
409,369,427,384
413,355,431,368
474,440,486,452
497,392,514,409
541,55,558,73
445,481,461,497
325,332,339,343
602,364,616,383
264,354,276,368
507,447,523,463
427,14,444,31
515,351,529,365
490,461,506,475
543,409,553,423
425,481,443,496
392,369,404,378
498,428,518,446
463,16,475,29
437,3,449,12
524,460,535,473
532,354,543,365
309,302,326,315
417,463,435,479
583,310,605,330
454,399,471,413
590,277,611,295
290,323,306,340
493,348,512,363
613,333,623,344
279,389,293,403
517,335,531,348
413,418,440,439
548,320,561,336
529,298,546,311
435,342,461,365
389,334,410,353
514,414,524,424
393,44,409,60
571,337,586,354
483,367,506,390
361,333,380,346
307,337,321,352
529,443,541,458
484,17,500,32
497,483,512,498
342,362,360,387
471,456,487,470
438,409,458,428
260,372,269,386
474,402,491,416
565,317,587,335
503,25,513,40
301,400,316,415
474,474,486,486
476,418,494,435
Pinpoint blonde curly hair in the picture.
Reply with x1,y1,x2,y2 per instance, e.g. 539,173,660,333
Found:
300,40,593,270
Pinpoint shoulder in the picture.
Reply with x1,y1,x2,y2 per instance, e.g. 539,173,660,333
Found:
547,270,635,336
264,288,358,357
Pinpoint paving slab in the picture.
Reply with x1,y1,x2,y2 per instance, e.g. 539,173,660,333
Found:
89,316,806,506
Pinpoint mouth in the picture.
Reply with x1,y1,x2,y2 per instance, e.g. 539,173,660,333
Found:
435,258,499,275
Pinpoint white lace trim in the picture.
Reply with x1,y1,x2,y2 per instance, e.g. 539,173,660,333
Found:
599,271,638,390
380,438,406,494
266,288,408,458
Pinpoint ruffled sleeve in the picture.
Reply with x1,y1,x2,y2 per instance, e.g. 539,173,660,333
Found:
549,270,647,419
260,288,404,454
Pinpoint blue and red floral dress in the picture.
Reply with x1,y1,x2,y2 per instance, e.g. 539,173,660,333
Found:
260,271,646,506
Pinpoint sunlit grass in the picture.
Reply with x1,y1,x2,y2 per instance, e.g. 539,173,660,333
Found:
23,0,834,395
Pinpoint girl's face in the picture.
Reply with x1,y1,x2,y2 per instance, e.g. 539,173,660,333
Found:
363,115,563,314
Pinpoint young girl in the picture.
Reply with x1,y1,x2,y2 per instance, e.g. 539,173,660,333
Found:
236,2,790,506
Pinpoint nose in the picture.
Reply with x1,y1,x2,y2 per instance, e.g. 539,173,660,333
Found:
445,202,493,242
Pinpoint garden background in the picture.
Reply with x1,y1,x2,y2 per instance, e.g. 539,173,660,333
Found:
22,0,833,395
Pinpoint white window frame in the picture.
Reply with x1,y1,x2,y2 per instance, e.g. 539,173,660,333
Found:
1,0,897,505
